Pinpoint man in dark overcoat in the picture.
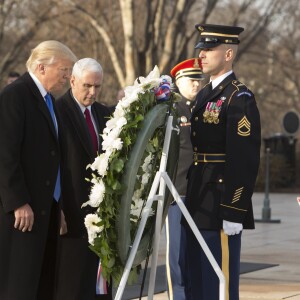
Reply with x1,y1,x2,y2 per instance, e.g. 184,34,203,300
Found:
185,24,261,299
0,40,77,300
55,58,112,300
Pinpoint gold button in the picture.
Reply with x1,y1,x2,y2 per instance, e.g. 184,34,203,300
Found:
195,117,198,121
192,132,196,136
194,147,197,151
219,179,223,183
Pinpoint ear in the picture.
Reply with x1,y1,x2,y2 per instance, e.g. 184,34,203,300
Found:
37,64,46,74
70,75,76,88
225,48,234,62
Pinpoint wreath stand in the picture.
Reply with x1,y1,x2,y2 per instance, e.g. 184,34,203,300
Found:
114,115,225,300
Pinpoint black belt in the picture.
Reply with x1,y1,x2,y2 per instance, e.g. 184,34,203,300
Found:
193,153,226,164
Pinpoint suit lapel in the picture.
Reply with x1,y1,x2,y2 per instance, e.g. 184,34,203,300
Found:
91,105,102,153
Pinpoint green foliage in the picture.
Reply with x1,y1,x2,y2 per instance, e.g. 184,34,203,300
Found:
88,85,175,284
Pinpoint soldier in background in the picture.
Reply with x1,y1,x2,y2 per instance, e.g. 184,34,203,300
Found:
165,58,204,300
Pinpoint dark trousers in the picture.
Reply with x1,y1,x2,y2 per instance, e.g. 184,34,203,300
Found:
165,199,190,300
37,200,60,300
186,228,241,300
55,236,112,300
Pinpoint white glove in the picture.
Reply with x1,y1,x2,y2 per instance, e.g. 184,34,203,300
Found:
223,220,243,235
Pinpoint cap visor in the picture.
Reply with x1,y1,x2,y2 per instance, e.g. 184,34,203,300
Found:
195,41,220,49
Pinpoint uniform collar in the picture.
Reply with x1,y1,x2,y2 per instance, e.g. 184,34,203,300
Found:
211,70,233,90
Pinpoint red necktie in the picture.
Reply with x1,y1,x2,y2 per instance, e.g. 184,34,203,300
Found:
84,108,98,155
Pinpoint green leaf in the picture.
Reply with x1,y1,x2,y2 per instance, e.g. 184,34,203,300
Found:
107,257,115,268
111,180,122,191
111,158,125,173
124,135,132,147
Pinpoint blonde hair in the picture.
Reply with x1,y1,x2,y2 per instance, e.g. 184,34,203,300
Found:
26,40,77,72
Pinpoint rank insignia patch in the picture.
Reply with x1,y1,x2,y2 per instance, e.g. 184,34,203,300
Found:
237,116,251,136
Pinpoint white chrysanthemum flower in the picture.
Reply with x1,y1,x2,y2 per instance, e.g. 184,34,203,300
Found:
114,106,125,119
84,214,103,245
142,153,153,172
147,65,160,80
131,200,144,218
82,180,105,208
90,153,110,177
112,138,123,150
135,66,161,90
142,206,155,217
132,188,143,202
102,135,117,151
104,118,118,134
116,116,127,128
120,92,140,109
141,173,151,185
123,85,143,100
102,127,122,144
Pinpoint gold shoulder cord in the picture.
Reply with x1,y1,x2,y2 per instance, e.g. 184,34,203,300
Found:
227,81,240,106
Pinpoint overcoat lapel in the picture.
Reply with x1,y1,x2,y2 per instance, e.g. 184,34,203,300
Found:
23,72,58,140
64,94,95,159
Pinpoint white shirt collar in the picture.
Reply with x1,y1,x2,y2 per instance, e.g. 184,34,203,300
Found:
211,70,233,90
72,95,92,114
29,72,48,99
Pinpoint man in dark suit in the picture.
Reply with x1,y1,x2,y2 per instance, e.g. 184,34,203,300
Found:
0,40,77,300
185,24,261,299
55,58,112,300
166,58,204,300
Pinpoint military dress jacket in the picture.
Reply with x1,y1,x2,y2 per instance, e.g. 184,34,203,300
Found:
185,72,261,230
174,97,195,196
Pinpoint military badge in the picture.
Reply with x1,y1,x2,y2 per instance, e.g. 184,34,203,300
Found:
181,116,188,123
203,99,225,124
180,116,190,127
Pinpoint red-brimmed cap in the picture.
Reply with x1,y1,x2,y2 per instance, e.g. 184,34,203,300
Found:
170,58,203,80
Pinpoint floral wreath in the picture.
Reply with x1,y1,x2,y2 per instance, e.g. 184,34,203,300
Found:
82,66,179,283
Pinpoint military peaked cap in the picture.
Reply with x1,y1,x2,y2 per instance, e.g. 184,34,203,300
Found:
170,58,204,80
195,24,244,49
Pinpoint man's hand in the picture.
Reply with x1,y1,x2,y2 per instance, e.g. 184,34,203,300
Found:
60,210,68,235
14,204,34,232
223,220,243,235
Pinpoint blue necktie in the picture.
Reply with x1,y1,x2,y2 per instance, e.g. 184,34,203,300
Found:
45,93,61,202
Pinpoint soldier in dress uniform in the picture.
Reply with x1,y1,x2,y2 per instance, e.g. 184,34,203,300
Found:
165,58,204,300
185,24,261,300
